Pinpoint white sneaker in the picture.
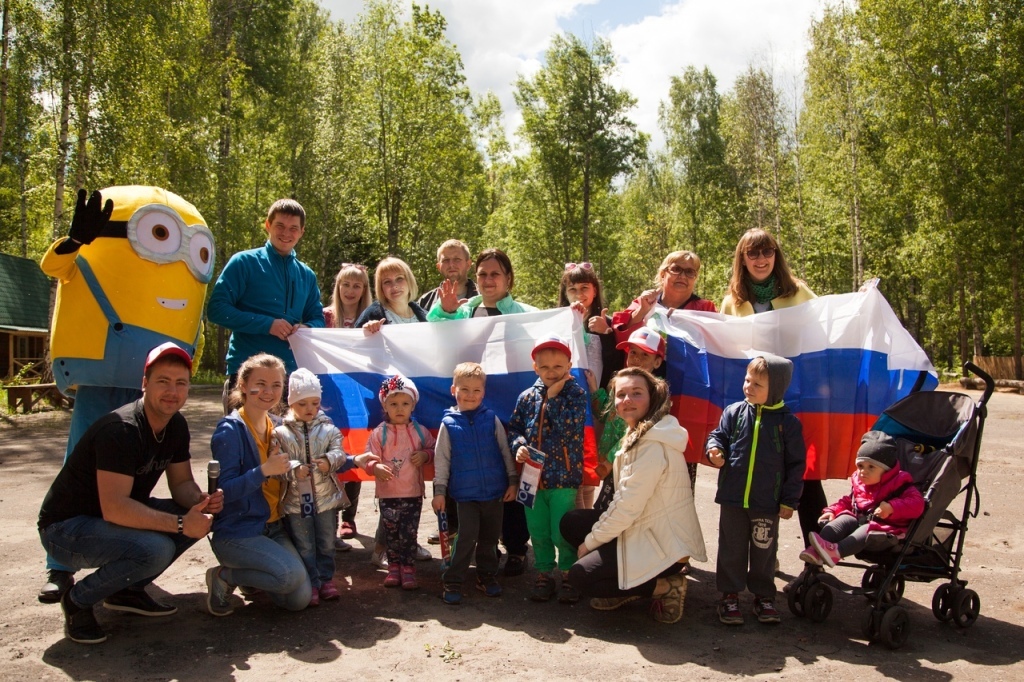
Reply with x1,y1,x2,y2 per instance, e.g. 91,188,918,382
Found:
415,544,432,561
370,549,388,569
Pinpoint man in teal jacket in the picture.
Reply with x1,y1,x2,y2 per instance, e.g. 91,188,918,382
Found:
207,199,325,411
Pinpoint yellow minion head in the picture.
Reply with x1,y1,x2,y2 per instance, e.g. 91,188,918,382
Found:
43,186,215,391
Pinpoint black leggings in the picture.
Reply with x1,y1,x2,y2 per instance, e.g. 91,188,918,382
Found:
560,509,680,599
798,480,829,546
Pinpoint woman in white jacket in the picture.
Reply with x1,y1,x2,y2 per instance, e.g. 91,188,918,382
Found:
560,367,707,623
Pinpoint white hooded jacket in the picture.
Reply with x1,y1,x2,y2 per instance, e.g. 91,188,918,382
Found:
584,414,708,590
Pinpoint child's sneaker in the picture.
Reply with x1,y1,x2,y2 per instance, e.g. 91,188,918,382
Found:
308,589,320,607
503,554,527,577
319,581,341,601
371,548,388,569
400,565,418,590
799,545,824,566
810,532,841,568
383,564,402,588
530,573,557,602
476,576,503,598
442,584,462,605
718,593,743,625
753,596,781,624
334,538,352,552
557,581,580,605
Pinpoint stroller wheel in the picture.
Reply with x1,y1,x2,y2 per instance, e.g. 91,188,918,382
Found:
787,573,808,617
880,606,910,649
802,582,833,623
932,584,954,622
951,588,981,628
861,567,904,604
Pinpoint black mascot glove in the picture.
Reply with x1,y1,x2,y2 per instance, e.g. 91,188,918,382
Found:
68,188,114,246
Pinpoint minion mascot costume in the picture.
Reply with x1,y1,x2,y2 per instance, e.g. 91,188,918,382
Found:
37,186,214,602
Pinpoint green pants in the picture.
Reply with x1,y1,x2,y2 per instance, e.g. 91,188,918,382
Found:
524,487,578,573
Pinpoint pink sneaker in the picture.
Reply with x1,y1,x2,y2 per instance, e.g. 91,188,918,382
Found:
401,565,418,590
799,545,823,566
319,581,340,601
383,564,402,588
810,532,841,568
308,589,320,607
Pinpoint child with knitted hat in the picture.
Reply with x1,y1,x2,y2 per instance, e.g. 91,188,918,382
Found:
274,368,375,605
801,430,925,568
365,374,435,589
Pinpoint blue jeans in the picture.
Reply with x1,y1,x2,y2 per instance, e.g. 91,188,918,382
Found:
39,498,197,608
284,509,338,588
211,520,311,611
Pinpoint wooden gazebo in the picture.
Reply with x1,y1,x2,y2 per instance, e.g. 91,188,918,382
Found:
0,252,50,381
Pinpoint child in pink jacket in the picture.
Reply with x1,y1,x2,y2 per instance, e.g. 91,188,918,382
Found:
800,431,925,567
366,375,435,589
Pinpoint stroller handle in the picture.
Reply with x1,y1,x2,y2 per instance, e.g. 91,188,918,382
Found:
962,361,995,406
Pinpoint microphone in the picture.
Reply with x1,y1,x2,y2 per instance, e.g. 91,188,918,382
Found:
208,460,220,496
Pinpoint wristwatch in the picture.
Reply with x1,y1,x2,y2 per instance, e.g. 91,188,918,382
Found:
176,515,184,535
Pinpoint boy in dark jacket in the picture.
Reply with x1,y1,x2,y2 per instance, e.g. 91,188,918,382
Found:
432,363,518,605
706,354,805,626
508,335,588,604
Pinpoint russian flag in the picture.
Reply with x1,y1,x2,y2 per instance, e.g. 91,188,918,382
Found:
289,308,599,483
659,286,937,479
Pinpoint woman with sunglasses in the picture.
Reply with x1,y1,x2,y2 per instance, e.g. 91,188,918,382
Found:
596,251,717,347
720,228,823,550
720,228,815,316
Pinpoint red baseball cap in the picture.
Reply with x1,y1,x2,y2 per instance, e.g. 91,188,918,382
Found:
144,342,193,374
616,327,666,359
531,334,572,361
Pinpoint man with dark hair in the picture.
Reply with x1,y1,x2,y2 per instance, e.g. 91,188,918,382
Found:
207,198,325,411
38,343,223,644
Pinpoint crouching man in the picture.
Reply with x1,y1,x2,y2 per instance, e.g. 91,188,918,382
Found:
37,343,223,644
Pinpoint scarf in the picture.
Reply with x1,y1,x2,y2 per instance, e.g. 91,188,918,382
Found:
750,275,778,306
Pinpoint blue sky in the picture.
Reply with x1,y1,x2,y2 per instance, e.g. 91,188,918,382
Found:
318,0,826,147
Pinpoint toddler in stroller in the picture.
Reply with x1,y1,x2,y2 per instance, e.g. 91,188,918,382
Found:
799,431,925,568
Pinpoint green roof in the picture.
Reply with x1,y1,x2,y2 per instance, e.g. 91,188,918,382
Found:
0,252,50,332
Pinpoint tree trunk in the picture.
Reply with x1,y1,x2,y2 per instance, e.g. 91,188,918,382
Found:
74,1,95,192
0,0,10,158
53,0,75,239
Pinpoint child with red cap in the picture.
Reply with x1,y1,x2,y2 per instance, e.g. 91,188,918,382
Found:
508,335,587,604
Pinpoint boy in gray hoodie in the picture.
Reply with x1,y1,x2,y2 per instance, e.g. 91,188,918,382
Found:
706,354,805,626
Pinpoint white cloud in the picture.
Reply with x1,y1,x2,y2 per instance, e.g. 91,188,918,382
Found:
318,0,825,149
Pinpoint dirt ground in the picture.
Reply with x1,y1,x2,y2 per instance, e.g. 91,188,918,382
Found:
1,384,1022,681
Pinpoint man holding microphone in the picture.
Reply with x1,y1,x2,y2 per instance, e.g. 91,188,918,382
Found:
37,343,224,644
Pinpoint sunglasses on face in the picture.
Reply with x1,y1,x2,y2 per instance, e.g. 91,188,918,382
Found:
665,265,698,279
745,247,776,261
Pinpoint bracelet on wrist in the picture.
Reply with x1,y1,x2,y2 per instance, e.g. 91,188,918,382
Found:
176,515,184,534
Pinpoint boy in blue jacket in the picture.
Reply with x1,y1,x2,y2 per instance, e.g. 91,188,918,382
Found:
508,335,588,604
706,354,805,626
431,363,518,605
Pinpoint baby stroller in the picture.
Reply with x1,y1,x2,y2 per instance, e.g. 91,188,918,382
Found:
787,362,994,649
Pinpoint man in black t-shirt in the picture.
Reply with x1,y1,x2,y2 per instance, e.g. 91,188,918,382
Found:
38,343,224,645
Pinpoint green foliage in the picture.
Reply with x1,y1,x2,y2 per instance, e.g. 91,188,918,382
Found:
0,0,1020,378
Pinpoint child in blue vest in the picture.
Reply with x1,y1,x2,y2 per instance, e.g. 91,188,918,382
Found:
432,362,518,605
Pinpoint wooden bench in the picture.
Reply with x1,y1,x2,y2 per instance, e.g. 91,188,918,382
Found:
5,383,71,413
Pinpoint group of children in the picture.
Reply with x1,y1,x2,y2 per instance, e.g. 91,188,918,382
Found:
262,258,926,623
